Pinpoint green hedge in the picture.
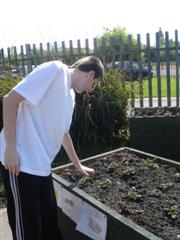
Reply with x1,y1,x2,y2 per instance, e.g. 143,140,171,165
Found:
0,75,21,130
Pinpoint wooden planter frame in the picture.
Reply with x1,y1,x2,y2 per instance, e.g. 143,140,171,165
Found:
52,147,180,240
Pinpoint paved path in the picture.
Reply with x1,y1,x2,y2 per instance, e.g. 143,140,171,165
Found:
133,97,179,107
0,208,12,240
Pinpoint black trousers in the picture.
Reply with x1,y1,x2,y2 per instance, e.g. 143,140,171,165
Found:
0,163,63,240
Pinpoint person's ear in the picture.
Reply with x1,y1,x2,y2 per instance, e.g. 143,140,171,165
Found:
89,71,95,78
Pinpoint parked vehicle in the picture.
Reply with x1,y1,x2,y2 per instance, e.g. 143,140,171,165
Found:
107,61,154,81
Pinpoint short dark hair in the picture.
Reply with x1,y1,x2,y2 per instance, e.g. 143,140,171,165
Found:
71,56,104,81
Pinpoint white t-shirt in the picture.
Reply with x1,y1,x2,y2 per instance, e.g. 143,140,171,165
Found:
0,61,75,176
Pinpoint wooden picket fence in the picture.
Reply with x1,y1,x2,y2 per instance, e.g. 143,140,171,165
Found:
0,30,180,107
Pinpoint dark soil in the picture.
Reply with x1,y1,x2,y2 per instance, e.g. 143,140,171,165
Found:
129,107,180,117
57,149,180,240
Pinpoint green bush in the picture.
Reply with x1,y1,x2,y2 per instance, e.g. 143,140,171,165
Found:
70,69,129,156
0,75,21,130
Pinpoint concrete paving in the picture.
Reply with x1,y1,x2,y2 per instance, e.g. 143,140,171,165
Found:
0,208,12,240
133,97,179,107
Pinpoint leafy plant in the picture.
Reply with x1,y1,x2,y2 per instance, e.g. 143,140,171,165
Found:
144,158,159,169
123,166,135,176
173,172,180,182
128,187,141,201
161,181,173,190
165,204,178,219
78,176,93,187
106,162,118,173
99,179,112,189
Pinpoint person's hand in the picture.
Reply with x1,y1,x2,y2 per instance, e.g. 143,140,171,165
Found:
4,147,20,176
75,163,95,176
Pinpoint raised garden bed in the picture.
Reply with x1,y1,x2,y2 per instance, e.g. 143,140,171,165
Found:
128,107,180,161
52,147,180,240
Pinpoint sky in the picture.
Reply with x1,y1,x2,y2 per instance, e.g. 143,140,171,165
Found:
0,0,180,51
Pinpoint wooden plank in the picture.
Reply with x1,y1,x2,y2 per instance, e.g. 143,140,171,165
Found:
156,32,162,106
7,47,11,68
20,45,26,76
175,30,179,106
85,38,89,56
13,46,18,71
110,36,115,66
118,37,124,68
77,39,81,59
101,37,106,69
54,41,58,60
62,41,66,64
39,43,44,64
0,48,5,66
146,33,153,107
165,32,171,106
46,42,51,61
69,40,74,65
93,38,98,57
26,44,32,74
33,44,38,67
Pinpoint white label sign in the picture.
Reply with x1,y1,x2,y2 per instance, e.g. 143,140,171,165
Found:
53,180,63,209
76,202,107,240
62,188,83,223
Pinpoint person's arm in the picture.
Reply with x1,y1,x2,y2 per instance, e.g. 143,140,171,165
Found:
3,90,25,176
62,133,94,176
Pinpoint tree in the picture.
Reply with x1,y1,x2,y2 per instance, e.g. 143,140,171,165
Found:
96,27,138,63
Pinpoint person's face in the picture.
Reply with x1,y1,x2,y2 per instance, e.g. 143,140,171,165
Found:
75,71,96,93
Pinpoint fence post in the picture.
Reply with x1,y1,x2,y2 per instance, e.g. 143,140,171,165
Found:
146,33,153,107
26,44,32,74
20,45,26,76
93,38,98,57
33,44,38,67
101,37,106,70
69,40,74,65
110,36,115,66
175,30,179,106
128,35,135,107
85,39,89,56
54,41,58,60
39,43,44,64
137,34,143,107
62,41,66,64
156,32,162,106
165,31,171,106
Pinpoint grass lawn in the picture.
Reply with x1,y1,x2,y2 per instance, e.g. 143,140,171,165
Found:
126,77,180,98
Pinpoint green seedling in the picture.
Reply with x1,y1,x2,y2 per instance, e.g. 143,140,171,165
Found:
173,172,180,182
123,166,135,176
161,181,173,190
122,159,129,165
99,179,112,189
165,204,178,219
79,176,93,187
144,158,159,169
128,187,141,201
106,162,118,173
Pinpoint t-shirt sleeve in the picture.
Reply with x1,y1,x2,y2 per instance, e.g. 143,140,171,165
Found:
13,62,58,106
